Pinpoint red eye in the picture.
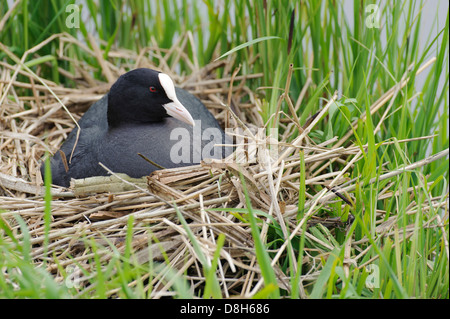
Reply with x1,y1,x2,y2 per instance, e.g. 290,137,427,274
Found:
149,86,158,93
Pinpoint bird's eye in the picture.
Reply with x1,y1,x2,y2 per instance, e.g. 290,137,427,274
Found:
149,86,158,93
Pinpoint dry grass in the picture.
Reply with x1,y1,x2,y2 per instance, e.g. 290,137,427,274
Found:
0,33,448,298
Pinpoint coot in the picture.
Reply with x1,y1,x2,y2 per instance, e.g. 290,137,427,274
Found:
42,68,232,187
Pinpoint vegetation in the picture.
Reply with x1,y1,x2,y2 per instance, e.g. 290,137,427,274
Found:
0,0,448,299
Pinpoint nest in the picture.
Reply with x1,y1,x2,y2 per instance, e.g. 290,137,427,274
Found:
0,34,447,298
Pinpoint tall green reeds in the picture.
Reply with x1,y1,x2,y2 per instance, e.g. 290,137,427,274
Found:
0,0,448,298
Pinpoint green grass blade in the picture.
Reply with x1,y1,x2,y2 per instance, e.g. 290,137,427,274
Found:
238,169,280,298
214,36,281,61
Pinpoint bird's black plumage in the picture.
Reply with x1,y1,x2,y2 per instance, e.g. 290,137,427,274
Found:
43,68,232,187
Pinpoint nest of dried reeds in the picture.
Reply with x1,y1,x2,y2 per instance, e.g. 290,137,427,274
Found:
0,33,447,298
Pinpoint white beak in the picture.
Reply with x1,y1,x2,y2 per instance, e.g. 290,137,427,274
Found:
163,99,195,126
159,73,195,126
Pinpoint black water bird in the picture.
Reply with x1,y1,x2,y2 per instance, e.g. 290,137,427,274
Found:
42,68,232,187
